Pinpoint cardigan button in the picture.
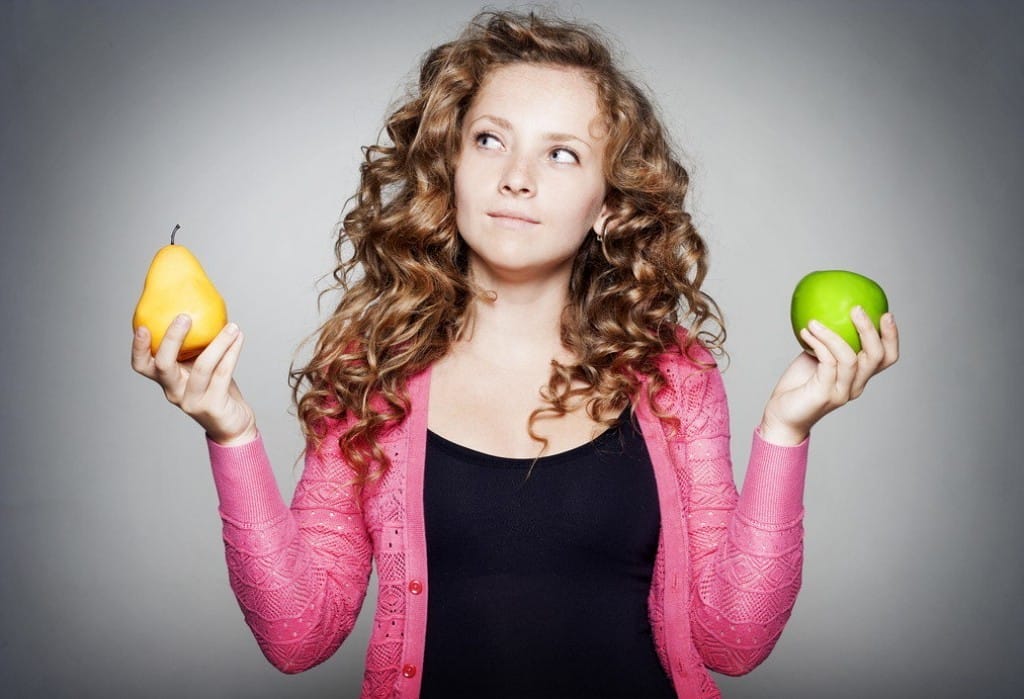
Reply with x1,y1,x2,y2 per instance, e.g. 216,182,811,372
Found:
402,664,417,678
408,580,423,595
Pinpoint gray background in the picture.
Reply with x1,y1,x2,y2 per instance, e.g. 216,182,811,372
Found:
2,0,1021,697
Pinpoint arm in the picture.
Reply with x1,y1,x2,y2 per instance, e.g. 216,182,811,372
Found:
681,306,897,675
131,314,375,671
206,422,373,674
679,353,809,676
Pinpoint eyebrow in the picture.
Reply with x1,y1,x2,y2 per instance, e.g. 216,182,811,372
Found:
470,114,593,150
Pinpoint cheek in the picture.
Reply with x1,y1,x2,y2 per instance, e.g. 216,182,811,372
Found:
551,168,603,209
453,172,464,210
453,161,479,210
452,169,473,234
572,184,607,227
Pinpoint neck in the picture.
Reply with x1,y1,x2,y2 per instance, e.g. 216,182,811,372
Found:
455,260,574,368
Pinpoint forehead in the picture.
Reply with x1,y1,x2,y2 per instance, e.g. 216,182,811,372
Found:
465,63,607,139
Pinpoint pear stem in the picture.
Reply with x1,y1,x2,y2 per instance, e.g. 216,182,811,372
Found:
170,224,180,245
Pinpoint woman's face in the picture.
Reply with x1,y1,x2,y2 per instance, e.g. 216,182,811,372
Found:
453,63,611,285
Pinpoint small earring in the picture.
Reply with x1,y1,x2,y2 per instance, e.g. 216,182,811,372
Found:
594,224,606,242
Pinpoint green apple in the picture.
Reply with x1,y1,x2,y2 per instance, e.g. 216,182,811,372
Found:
791,270,889,355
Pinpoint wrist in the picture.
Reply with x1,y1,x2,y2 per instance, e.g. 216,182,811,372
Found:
757,416,808,446
208,423,259,447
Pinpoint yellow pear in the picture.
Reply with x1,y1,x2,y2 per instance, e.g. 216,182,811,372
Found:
132,224,228,361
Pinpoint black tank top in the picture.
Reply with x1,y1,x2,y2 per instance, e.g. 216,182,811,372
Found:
420,407,677,699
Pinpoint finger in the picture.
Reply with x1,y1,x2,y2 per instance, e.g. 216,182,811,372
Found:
807,319,858,367
804,322,843,394
184,323,241,397
131,325,157,378
851,306,885,367
799,326,839,390
800,326,828,361
152,314,192,401
805,320,858,401
206,327,244,399
817,319,858,401
153,314,190,371
878,313,899,369
849,306,885,398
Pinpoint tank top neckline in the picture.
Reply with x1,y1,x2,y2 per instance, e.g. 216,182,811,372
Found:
426,405,632,468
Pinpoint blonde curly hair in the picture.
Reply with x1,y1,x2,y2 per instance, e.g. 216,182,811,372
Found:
287,8,726,489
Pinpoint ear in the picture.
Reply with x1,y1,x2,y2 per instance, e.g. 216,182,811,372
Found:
593,202,613,236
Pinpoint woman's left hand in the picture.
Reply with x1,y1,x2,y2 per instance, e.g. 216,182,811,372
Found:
759,306,900,445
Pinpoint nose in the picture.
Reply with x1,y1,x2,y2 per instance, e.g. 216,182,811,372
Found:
499,155,535,196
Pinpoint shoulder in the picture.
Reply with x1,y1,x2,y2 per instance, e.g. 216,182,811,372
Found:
645,325,727,428
654,324,720,381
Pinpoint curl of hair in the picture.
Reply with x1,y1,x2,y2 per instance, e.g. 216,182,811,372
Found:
287,8,727,492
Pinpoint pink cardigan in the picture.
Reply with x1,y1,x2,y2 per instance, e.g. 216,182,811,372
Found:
206,341,809,698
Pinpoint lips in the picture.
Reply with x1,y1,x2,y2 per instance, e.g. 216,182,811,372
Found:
487,210,540,224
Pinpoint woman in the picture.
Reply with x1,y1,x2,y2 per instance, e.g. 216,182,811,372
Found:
131,9,899,699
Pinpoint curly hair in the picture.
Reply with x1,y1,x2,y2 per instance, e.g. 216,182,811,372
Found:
287,8,727,489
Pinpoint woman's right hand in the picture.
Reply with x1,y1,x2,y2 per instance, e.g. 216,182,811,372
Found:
131,314,258,446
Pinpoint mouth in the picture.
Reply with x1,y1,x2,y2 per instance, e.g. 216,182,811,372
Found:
487,211,540,226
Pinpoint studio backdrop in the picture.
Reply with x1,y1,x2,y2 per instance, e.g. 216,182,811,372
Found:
2,1,1021,697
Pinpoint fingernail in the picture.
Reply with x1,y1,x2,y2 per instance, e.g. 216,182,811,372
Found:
885,313,895,325
135,326,146,338
853,305,866,319
225,322,238,335
175,314,189,326
809,319,824,331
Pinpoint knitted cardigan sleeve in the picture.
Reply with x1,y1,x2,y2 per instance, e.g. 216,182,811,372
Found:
675,345,809,676
205,420,374,674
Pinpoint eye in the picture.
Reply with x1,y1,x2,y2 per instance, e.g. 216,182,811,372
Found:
474,131,501,149
551,147,579,164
